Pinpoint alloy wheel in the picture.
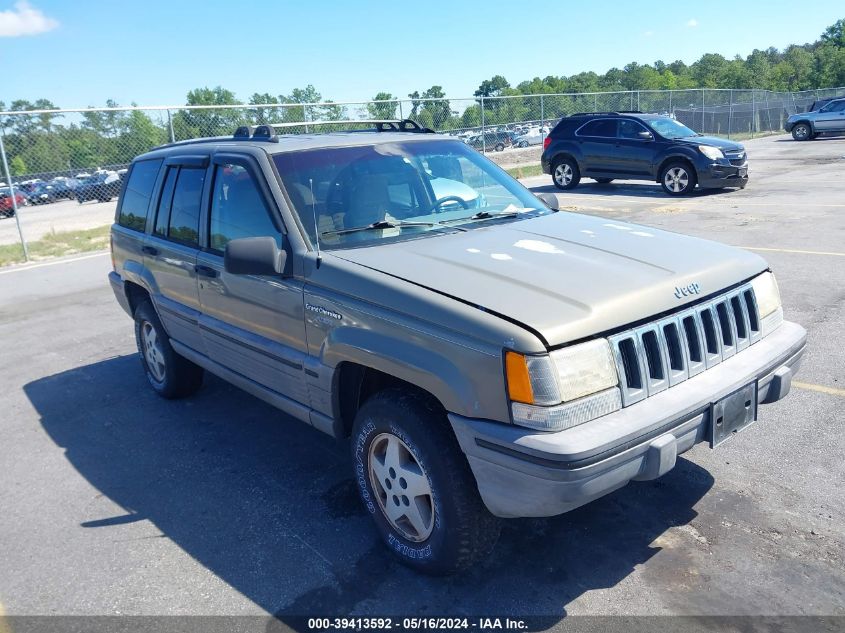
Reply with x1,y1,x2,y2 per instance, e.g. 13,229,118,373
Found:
554,163,573,187
664,167,690,193
368,432,435,542
141,320,166,382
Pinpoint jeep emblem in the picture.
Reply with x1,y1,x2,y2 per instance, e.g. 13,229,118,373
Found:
674,283,701,299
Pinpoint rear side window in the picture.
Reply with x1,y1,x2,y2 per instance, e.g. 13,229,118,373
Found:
578,119,617,137
117,159,162,231
156,167,205,246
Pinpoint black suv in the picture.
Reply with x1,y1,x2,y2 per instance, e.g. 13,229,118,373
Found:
541,112,748,195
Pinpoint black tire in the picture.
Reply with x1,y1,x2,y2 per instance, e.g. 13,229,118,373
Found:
133,300,204,399
791,123,811,141
351,388,501,575
551,156,580,190
594,178,613,184
494,143,505,152
660,161,697,196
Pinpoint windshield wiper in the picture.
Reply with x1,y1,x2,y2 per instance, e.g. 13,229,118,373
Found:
321,219,435,237
438,208,539,225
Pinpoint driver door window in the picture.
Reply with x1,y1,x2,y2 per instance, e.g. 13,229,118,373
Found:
209,164,281,251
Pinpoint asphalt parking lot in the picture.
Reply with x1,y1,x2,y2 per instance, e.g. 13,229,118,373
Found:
0,134,843,625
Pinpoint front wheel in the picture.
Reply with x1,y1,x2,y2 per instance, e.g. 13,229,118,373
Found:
791,123,811,141
351,388,500,574
660,162,697,196
552,157,580,190
494,143,505,152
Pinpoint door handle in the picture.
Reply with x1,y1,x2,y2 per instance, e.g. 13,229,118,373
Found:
195,264,218,278
141,245,159,256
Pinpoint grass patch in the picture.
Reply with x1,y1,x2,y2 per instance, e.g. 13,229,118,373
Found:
506,164,545,179
0,225,111,267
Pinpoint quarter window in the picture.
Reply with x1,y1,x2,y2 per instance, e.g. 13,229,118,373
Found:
117,159,162,231
209,164,279,251
578,119,617,137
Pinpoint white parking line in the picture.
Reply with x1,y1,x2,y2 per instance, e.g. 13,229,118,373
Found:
0,251,109,275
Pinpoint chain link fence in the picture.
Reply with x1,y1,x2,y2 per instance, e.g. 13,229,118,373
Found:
1,87,844,258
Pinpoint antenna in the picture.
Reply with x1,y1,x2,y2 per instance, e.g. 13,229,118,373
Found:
310,177,321,268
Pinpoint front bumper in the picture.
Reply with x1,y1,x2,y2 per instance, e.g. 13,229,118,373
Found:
698,161,749,189
449,320,806,518
784,121,796,132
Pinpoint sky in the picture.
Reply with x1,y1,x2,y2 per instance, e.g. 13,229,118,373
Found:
2,0,843,110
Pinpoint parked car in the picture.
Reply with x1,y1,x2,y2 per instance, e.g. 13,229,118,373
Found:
541,112,749,195
75,171,122,203
467,131,513,152
784,98,845,140
109,119,805,574
29,181,73,205
513,128,544,148
0,187,26,218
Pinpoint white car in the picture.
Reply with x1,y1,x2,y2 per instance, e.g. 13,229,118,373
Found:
514,128,544,148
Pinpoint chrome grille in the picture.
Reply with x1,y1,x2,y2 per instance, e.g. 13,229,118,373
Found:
609,284,761,406
725,151,747,166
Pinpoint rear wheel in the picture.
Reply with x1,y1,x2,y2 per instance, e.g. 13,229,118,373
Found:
351,388,500,574
791,123,811,141
494,143,505,152
134,300,204,398
660,161,697,196
552,157,580,190
594,178,613,184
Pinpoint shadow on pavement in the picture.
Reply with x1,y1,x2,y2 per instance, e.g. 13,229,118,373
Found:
25,355,715,628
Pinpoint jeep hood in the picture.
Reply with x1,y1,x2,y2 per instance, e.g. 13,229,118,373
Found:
331,213,768,347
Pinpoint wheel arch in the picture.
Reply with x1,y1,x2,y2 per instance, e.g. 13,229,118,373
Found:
323,329,497,439
656,154,697,183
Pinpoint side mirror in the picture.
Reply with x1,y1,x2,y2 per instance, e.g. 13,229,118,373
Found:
638,130,654,140
224,236,287,276
536,192,560,210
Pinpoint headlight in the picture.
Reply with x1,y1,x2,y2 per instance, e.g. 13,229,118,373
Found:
505,339,621,431
750,271,783,336
698,145,724,160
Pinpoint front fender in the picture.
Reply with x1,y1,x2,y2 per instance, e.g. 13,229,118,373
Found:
320,324,508,422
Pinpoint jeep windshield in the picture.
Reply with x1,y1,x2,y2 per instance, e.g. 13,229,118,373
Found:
644,116,699,139
273,139,551,249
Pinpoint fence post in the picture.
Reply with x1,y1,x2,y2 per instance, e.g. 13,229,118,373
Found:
0,130,28,261
751,91,755,138
728,89,733,139
540,94,545,146
669,90,673,115
303,106,309,134
637,91,640,112
480,96,486,154
166,109,175,143
398,100,404,121
701,89,706,132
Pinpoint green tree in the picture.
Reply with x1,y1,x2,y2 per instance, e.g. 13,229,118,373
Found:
10,156,26,176
366,92,398,119
178,86,244,137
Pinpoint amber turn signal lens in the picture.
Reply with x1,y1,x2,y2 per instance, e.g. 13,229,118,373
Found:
505,351,534,404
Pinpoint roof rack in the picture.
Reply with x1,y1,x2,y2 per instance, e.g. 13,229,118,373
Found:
569,110,643,117
232,118,434,142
